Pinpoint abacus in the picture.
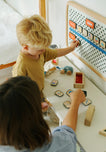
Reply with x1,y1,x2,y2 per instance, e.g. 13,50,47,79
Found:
66,1,106,94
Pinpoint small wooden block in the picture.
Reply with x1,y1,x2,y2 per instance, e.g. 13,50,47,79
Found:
84,105,95,126
74,72,84,88
63,100,71,109
50,79,58,86
55,90,64,97
99,128,106,137
66,89,73,96
82,98,92,106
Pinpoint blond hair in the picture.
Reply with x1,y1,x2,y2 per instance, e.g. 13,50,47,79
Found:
16,15,52,48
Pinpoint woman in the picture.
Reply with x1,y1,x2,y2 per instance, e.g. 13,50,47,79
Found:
0,76,85,152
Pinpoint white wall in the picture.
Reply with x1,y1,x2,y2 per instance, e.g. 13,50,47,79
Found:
73,0,106,17
47,0,68,47
5,0,39,16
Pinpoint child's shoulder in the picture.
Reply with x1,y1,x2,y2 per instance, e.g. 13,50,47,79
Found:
45,47,57,53
16,52,30,63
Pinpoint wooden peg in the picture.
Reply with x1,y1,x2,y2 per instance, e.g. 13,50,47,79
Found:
99,128,106,137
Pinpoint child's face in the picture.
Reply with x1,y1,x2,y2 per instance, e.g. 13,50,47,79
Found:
28,46,45,56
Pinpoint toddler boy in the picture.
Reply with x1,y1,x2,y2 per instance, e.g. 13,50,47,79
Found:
12,15,79,112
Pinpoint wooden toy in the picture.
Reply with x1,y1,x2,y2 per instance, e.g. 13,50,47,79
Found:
55,90,64,97
50,79,58,86
44,67,56,76
66,89,87,97
84,105,95,126
82,98,92,106
76,38,81,46
63,100,71,109
56,66,61,70
82,90,87,97
49,67,56,72
74,72,84,88
60,66,73,75
66,89,73,96
99,128,106,137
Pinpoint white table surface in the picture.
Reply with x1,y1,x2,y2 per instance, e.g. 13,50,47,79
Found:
43,56,106,152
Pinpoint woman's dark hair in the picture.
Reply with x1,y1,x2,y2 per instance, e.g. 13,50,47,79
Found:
0,76,51,150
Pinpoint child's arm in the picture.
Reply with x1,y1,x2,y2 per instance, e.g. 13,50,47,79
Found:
57,40,79,57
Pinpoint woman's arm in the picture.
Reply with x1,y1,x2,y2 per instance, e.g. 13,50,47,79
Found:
62,89,85,131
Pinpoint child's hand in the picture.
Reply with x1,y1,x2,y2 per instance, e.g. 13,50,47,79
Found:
70,40,79,51
41,102,49,113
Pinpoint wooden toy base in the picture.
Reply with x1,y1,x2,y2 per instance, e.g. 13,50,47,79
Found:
74,72,84,88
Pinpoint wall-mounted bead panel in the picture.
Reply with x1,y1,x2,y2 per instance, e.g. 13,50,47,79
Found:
66,1,106,94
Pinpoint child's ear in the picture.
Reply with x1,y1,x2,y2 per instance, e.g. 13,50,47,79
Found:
23,45,28,50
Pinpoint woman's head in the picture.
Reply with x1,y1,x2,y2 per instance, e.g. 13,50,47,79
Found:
0,76,51,150
16,15,52,48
